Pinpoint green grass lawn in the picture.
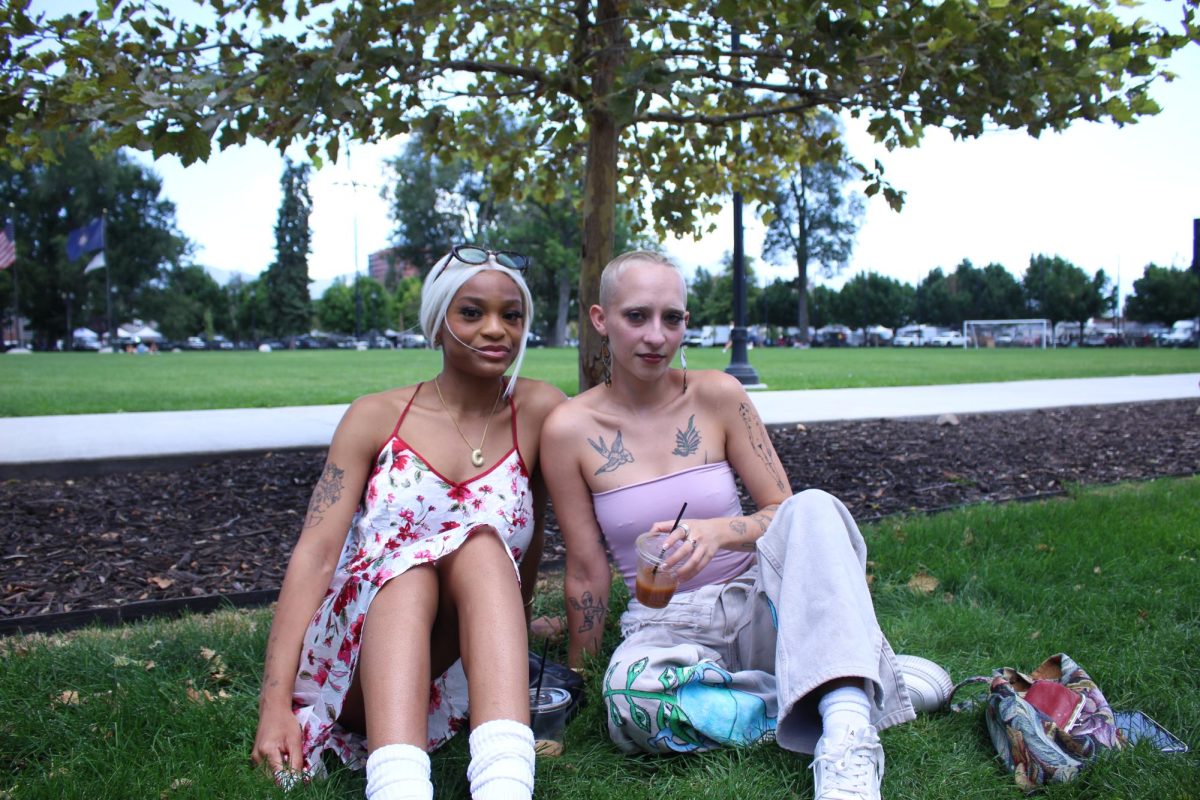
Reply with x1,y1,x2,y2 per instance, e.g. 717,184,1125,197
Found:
3,478,1197,799
1,347,1197,416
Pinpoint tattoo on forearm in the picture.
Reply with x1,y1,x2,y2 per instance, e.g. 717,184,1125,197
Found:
730,519,747,536
672,414,701,457
588,430,635,475
739,403,788,492
305,462,345,528
751,512,771,533
569,592,608,633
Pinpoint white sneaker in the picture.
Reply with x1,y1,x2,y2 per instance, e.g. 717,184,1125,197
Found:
810,725,884,800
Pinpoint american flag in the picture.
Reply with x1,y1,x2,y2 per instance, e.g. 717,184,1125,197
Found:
0,220,14,270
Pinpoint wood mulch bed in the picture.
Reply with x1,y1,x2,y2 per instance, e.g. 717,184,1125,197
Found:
2,399,1197,624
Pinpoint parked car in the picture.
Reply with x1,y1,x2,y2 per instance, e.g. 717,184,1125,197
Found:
525,331,547,348
891,332,922,347
929,331,966,347
398,332,428,349
682,329,711,347
1162,320,1197,347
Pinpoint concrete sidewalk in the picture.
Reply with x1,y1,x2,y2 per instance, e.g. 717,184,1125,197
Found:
1,373,1196,477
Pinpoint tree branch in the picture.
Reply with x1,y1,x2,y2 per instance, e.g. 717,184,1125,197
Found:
633,98,826,125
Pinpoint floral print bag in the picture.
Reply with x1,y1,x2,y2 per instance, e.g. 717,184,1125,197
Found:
950,653,1125,790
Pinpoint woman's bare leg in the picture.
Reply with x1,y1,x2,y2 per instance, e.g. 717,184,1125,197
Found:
357,564,440,748
437,528,529,725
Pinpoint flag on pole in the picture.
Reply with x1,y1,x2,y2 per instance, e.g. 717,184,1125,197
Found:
84,251,107,273
0,220,14,270
67,217,104,261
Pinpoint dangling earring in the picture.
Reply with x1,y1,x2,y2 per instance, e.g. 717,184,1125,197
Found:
600,336,612,388
680,345,688,394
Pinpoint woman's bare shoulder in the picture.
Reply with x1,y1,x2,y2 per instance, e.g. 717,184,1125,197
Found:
513,377,567,416
688,369,750,404
544,384,605,436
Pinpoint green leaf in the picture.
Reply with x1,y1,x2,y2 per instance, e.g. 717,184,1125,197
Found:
626,656,648,689
629,701,652,733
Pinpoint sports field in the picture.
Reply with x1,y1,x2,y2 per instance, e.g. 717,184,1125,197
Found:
2,347,1196,416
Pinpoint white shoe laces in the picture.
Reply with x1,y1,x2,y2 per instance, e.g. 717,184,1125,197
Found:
811,727,883,800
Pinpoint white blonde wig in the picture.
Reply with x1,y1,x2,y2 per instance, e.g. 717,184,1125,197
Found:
419,251,535,396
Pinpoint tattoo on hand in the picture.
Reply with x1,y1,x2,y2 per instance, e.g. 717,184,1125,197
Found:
569,592,608,633
672,415,701,457
739,403,788,492
305,462,345,528
588,430,635,475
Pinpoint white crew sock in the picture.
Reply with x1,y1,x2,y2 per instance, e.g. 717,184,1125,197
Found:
467,718,535,800
365,743,433,800
817,684,873,733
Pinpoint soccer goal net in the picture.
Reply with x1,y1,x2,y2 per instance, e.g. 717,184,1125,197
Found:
962,319,1051,349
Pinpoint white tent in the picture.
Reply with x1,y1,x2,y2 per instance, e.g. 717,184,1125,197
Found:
118,322,164,342
129,324,164,342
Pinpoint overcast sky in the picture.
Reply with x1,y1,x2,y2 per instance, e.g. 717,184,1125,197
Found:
121,4,1197,305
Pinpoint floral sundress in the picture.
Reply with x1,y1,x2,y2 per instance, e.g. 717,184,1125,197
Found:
291,383,534,776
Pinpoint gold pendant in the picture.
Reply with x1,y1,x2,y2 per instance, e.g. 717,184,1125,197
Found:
471,449,485,468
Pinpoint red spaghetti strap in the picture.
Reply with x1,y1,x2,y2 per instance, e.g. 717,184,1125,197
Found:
392,382,423,440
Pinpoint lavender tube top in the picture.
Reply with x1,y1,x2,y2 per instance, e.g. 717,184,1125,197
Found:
592,462,755,596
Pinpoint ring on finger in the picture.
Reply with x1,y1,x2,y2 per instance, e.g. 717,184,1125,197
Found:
678,522,691,540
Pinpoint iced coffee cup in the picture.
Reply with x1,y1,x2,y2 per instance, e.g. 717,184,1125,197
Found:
530,686,572,756
635,531,682,609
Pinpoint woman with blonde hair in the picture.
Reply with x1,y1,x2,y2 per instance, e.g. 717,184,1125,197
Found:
251,246,564,799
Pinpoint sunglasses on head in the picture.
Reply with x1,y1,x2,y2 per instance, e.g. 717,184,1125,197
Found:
450,245,531,272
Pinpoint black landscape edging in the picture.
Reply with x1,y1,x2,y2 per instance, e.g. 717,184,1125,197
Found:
0,587,280,637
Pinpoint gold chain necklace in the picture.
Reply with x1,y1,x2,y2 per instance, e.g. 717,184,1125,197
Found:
433,378,505,468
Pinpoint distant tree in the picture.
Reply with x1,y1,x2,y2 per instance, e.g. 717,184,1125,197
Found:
969,262,1026,320
144,265,228,341
1023,254,1111,338
229,275,270,344
687,253,760,329
393,276,423,336
807,285,839,331
265,159,313,337
317,276,395,334
918,259,1025,326
761,114,864,345
3,2,1179,383
387,133,496,272
1125,264,1200,323
759,277,800,331
837,272,913,331
914,268,956,326
0,135,187,347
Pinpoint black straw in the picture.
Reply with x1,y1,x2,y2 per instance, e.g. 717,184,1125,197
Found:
653,502,689,575
531,635,550,716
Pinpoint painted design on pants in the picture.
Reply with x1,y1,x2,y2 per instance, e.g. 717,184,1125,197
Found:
604,657,777,753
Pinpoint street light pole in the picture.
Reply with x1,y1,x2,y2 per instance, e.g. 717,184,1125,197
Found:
724,27,763,387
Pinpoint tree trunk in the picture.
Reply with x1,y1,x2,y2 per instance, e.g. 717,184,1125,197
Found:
796,258,810,344
577,0,626,390
794,169,811,344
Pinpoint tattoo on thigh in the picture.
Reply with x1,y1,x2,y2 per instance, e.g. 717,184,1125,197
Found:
305,462,345,528
588,430,635,475
739,403,788,492
672,414,701,457
569,592,608,633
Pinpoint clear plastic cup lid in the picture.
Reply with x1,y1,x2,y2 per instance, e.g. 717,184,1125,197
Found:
530,687,572,712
